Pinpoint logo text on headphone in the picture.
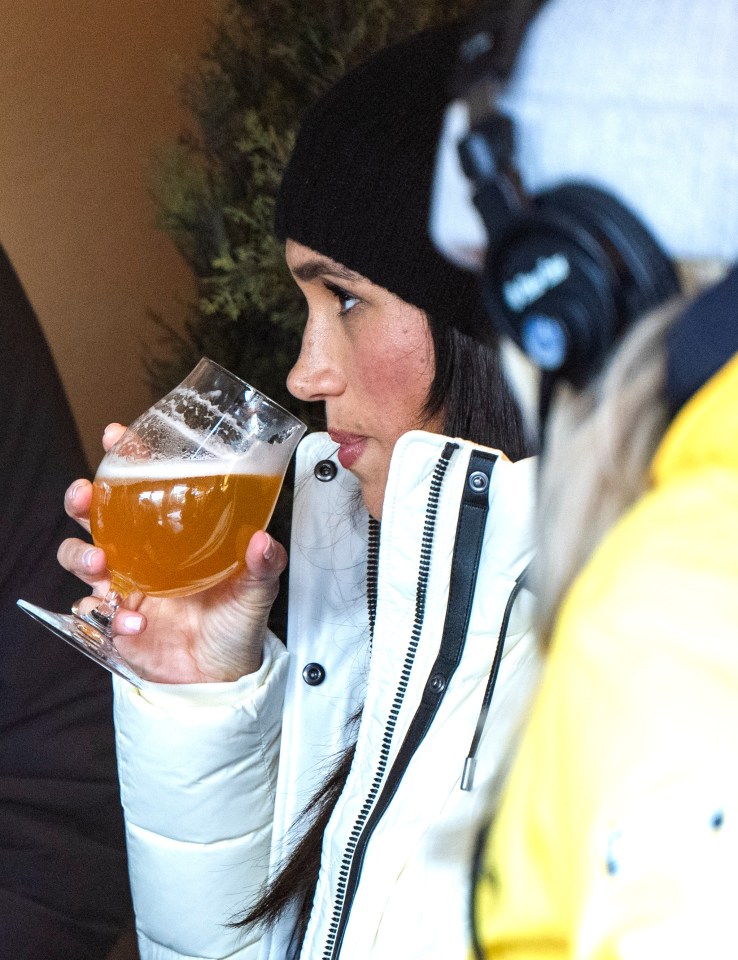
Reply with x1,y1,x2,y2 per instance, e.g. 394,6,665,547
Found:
502,253,570,312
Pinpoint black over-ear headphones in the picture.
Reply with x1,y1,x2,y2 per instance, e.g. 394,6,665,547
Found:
457,52,681,391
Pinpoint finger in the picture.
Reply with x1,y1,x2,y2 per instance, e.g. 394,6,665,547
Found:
72,595,147,636
245,530,288,582
65,479,93,532
111,607,147,635
102,423,127,452
57,538,109,586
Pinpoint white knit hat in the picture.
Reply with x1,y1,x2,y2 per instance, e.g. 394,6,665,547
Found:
432,0,738,267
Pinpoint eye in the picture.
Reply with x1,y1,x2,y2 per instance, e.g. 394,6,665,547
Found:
324,281,360,315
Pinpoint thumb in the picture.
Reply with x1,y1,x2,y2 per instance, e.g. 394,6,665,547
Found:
245,530,288,582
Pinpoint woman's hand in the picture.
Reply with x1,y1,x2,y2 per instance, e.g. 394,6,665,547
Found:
57,424,287,684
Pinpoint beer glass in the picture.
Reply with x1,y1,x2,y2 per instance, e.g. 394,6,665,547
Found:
18,358,306,686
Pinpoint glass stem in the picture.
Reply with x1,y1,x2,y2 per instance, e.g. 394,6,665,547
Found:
75,574,134,641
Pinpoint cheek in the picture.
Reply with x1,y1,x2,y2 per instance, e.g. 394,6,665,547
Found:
362,339,435,434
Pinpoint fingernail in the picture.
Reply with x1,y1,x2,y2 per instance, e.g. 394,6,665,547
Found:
82,548,99,569
69,481,84,504
263,537,274,561
122,614,143,632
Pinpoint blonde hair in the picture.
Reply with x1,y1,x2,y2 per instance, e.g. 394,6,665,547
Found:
531,260,726,649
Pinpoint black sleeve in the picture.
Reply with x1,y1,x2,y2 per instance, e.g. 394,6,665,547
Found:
0,246,133,959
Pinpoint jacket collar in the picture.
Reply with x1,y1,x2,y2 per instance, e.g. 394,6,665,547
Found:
652,350,738,485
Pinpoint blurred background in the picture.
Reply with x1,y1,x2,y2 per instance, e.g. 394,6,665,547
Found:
0,0,215,468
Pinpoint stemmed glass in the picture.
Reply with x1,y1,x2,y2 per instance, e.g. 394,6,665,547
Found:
18,358,306,686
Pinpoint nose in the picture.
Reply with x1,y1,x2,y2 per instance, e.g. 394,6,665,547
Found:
287,314,345,403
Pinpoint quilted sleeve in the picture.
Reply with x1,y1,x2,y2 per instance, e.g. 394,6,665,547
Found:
113,631,289,960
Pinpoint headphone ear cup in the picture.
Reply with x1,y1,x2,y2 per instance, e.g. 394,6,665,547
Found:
482,183,679,388
536,184,680,318
482,198,623,387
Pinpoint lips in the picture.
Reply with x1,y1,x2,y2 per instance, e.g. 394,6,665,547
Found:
328,430,367,470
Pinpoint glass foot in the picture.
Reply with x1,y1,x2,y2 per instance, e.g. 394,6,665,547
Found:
17,599,143,687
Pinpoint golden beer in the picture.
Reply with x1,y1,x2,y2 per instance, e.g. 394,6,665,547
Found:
90,464,282,597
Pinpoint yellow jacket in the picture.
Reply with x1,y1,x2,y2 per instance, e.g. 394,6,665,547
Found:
476,351,738,960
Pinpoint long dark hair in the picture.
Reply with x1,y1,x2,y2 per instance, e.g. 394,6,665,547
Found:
237,320,530,952
427,322,529,459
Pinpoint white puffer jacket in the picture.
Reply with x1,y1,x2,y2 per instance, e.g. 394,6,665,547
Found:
113,430,541,960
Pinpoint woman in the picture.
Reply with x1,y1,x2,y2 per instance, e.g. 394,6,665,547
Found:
434,0,738,955
60,26,540,960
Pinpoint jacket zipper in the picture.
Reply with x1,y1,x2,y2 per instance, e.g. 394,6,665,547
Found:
317,442,458,960
366,516,380,643
324,448,497,959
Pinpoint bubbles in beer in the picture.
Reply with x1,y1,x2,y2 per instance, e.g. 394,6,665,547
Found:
91,461,283,597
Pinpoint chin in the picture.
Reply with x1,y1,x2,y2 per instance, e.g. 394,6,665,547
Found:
358,481,384,522
363,494,384,522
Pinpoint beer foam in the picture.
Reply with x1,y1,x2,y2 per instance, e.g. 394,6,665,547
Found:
98,403,291,478
96,455,280,481
158,387,300,450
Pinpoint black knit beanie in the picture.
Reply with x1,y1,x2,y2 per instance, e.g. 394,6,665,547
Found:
274,25,492,341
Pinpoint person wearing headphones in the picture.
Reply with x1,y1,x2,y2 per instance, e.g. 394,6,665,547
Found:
432,0,738,955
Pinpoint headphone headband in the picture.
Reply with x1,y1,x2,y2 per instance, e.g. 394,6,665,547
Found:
460,106,680,387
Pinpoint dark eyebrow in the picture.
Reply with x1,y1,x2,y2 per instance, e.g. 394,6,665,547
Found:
290,257,363,284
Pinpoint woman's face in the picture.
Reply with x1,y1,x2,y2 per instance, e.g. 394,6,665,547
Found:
285,240,443,520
